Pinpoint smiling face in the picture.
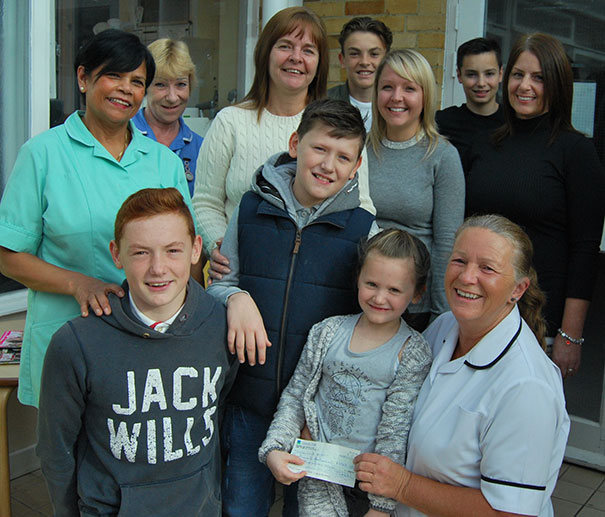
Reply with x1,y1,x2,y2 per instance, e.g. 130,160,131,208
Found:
445,227,529,341
110,212,202,322
339,31,387,100
289,123,362,208
508,50,547,120
146,76,190,126
376,65,424,141
268,26,319,96
457,51,502,114
78,62,147,130
358,251,420,331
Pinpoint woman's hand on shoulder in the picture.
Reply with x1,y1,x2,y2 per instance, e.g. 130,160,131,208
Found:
266,450,306,485
69,274,124,317
0,248,124,317
207,239,231,284
354,453,410,501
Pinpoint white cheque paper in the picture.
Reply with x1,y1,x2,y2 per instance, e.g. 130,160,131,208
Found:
287,439,360,487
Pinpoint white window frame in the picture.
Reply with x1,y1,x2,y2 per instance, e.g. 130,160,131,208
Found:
441,0,486,110
0,1,53,317
30,0,54,138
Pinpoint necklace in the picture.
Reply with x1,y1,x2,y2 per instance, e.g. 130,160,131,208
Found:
116,129,130,162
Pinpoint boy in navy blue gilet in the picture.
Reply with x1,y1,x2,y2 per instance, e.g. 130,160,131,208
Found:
37,188,237,517
207,99,376,516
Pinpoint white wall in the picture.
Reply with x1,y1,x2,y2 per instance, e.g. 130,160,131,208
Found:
441,0,485,109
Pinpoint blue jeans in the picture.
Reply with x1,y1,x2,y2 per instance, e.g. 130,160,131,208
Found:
221,404,298,517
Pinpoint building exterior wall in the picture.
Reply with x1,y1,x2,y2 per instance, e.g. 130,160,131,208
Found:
304,0,448,90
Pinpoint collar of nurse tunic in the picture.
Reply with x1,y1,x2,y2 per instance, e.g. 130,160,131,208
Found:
430,307,524,379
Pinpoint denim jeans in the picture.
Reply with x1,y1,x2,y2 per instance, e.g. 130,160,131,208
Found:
221,404,298,517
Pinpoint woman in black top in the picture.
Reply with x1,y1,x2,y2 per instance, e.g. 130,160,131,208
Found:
465,33,605,379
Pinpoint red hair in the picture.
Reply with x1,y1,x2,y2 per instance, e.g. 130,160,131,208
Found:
114,188,195,245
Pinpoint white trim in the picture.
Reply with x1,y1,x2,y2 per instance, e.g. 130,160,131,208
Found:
262,0,302,28
29,0,53,138
565,446,605,472
0,290,28,317
565,409,605,471
240,0,260,98
441,0,486,109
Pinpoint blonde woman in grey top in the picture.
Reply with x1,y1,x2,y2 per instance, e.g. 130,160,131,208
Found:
367,50,465,330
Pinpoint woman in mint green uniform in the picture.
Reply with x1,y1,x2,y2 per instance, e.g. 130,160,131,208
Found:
0,29,192,408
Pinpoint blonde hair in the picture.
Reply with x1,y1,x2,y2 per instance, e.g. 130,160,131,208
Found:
147,39,196,90
240,6,328,120
456,215,547,349
369,49,440,158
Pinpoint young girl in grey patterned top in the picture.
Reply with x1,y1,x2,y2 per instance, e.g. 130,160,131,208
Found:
259,229,433,517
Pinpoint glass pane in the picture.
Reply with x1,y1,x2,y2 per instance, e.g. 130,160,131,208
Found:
1,0,30,190
55,0,243,128
0,1,29,294
486,0,605,165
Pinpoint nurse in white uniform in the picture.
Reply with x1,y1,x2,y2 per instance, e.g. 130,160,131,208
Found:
355,214,569,517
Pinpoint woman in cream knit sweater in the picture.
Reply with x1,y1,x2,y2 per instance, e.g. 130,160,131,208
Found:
192,7,374,257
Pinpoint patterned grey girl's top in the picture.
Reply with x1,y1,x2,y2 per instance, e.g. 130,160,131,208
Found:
314,313,412,453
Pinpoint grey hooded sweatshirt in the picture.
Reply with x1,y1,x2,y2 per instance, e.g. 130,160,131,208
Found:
37,279,238,517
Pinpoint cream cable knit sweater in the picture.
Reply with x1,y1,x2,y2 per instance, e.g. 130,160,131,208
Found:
192,105,375,254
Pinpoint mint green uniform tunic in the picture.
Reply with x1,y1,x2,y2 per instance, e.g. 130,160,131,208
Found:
0,111,193,407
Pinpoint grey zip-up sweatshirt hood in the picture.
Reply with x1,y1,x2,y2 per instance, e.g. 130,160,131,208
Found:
250,151,364,223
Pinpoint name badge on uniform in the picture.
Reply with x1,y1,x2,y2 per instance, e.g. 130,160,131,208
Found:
183,159,194,182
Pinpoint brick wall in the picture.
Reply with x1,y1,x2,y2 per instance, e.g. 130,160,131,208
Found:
304,0,447,89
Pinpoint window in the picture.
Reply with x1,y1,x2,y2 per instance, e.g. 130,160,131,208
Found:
54,0,248,127
0,0,255,314
486,0,605,164
0,1,31,312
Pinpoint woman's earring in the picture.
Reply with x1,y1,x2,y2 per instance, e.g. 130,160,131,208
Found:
80,86,85,92
510,297,517,303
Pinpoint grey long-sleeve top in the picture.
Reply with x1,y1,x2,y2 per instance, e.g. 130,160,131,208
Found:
367,135,465,317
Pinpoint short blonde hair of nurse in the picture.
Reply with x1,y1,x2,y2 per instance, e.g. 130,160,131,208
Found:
369,49,440,158
147,38,197,90
454,214,547,348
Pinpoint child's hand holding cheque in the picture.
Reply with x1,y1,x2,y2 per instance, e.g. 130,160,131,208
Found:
266,450,307,485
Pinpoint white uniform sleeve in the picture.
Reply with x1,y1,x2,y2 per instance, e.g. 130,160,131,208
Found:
479,378,564,515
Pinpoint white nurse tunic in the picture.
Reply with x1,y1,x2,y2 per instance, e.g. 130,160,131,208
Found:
396,307,569,517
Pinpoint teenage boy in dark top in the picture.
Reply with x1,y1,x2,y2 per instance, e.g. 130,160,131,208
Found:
37,188,237,517
327,16,392,132
436,37,504,161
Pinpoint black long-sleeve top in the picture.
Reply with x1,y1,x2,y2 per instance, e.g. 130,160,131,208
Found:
465,114,605,335
436,103,504,162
